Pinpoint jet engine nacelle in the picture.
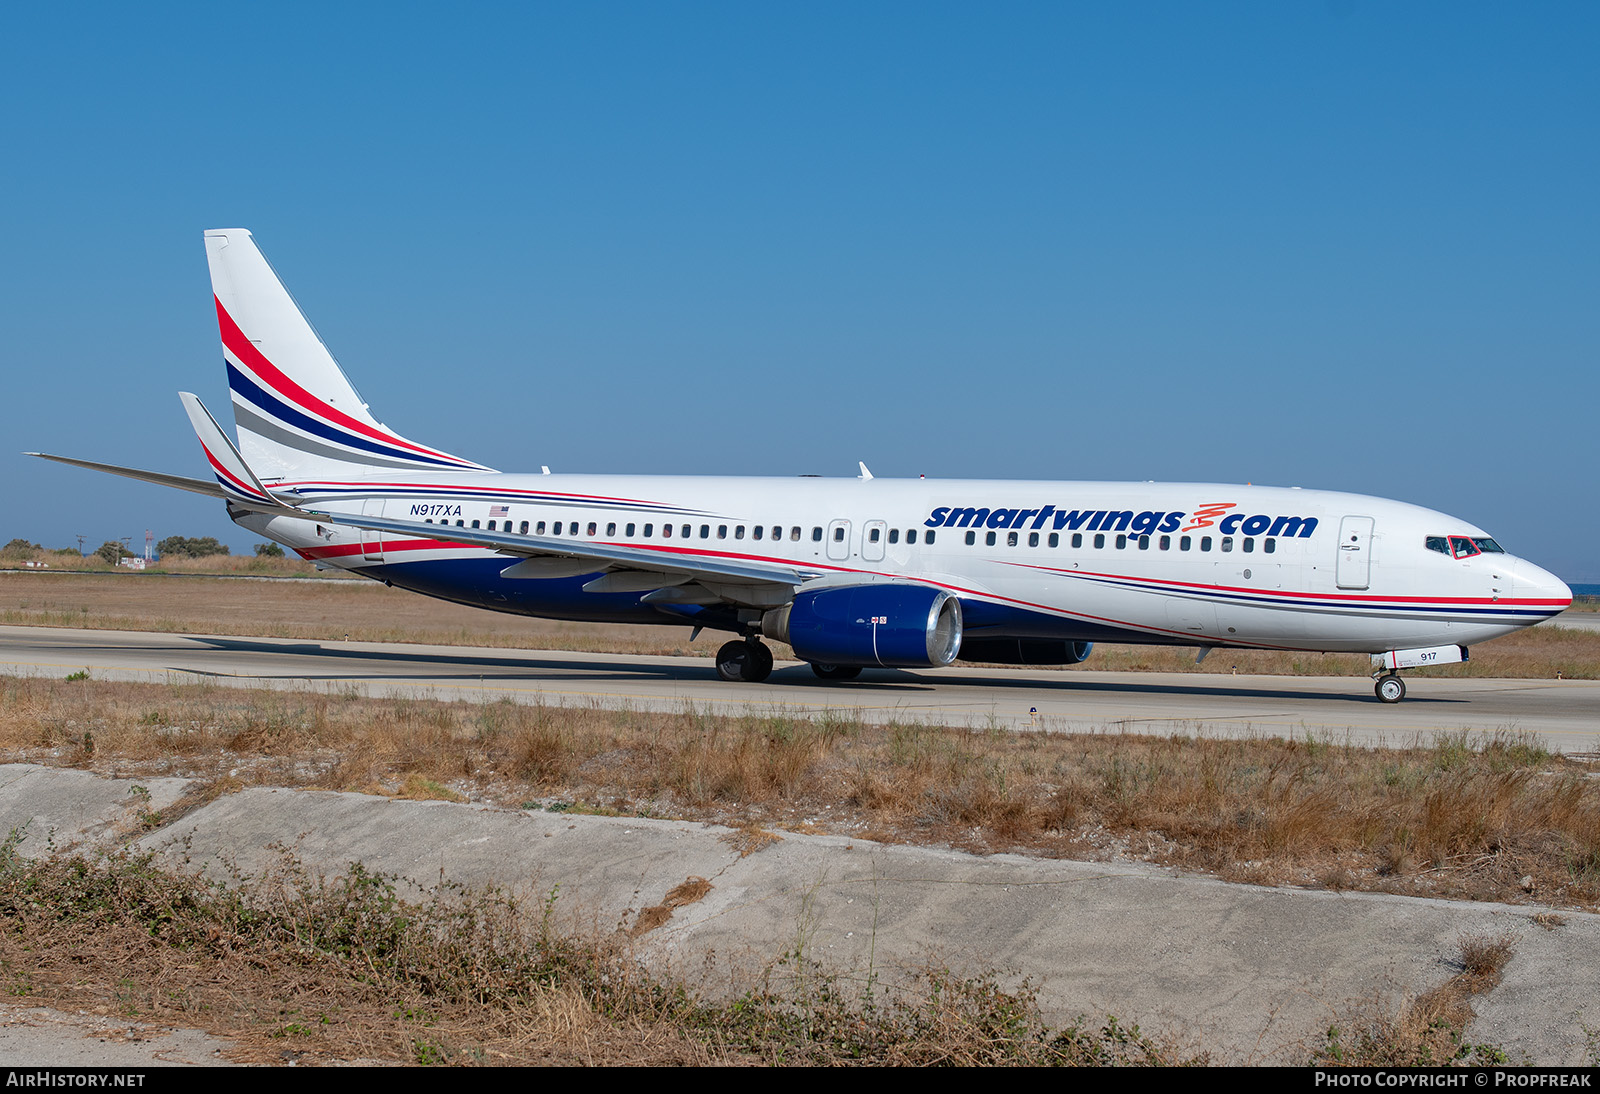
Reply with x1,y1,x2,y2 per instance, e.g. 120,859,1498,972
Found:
957,637,1094,665
762,585,963,668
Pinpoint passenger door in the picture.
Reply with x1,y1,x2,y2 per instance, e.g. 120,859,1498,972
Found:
361,498,386,561
1336,516,1373,590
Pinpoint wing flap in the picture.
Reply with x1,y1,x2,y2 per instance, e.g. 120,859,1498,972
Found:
306,508,818,588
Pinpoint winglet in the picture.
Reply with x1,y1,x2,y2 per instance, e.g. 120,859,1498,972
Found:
178,392,280,505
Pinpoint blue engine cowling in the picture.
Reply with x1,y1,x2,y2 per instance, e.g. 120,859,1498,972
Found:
762,584,963,668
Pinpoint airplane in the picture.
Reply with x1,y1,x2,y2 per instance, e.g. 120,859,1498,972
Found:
30,229,1573,704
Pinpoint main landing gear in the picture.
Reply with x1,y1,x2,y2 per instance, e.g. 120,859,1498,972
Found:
810,662,861,681
1374,672,1407,704
716,638,774,683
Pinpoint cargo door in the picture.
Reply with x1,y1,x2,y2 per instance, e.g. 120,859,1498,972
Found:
1336,516,1373,590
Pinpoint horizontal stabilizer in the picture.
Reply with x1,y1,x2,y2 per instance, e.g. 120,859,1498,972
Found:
26,452,227,498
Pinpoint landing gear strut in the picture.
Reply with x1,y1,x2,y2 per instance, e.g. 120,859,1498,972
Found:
716,638,773,683
1374,672,1407,704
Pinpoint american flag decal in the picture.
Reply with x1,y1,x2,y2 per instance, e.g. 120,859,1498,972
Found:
489,505,510,519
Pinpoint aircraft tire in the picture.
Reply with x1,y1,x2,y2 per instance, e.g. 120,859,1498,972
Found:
717,640,773,683
748,641,774,682
1375,674,1406,704
810,662,863,681
716,641,751,682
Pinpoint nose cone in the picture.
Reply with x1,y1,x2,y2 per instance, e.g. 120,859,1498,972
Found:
1510,558,1573,612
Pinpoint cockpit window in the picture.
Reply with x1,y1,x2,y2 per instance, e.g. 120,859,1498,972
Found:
1425,536,1449,555
1472,537,1504,554
1449,536,1480,559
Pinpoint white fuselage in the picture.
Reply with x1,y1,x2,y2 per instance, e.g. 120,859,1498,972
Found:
238,473,1572,654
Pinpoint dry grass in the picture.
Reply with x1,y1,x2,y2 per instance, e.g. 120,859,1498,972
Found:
2,551,354,578
1315,933,1517,1066
4,673,1597,911
0,843,1195,1065
3,570,1595,676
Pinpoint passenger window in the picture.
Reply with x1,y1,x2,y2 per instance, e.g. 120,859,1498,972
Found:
1242,537,1254,553
1264,538,1275,554
908,529,918,544
792,527,801,541
1221,537,1233,552
644,523,653,537
925,531,936,544
1180,536,1191,551
832,526,844,542
1138,535,1150,550
606,522,616,536
520,521,530,535
986,531,997,546
700,525,710,539
869,527,881,543
1071,533,1082,548
888,529,899,544
1094,534,1105,549
1159,535,1170,550
472,520,480,529
752,526,763,540
425,519,432,524
1201,536,1212,551
1007,531,1018,546
1028,532,1039,547
682,524,691,538
486,520,496,531
625,523,635,537
662,524,672,538
1115,534,1127,549
535,521,546,535
716,525,726,539
1048,532,1059,548
811,527,822,542
735,526,744,539
457,520,465,527
966,531,976,546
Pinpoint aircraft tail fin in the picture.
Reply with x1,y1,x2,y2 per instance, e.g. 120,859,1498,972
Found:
203,229,493,481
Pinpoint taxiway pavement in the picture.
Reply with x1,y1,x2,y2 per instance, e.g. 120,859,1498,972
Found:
2,624,1595,753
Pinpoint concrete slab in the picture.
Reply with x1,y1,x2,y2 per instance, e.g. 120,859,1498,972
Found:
0,764,192,858
123,780,1600,1065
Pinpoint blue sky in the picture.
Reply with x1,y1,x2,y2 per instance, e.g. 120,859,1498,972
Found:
3,3,1596,579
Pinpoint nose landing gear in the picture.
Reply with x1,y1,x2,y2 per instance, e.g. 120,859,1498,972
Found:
1374,672,1407,703
716,638,774,683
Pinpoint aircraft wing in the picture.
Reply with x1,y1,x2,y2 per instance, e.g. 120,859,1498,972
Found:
298,507,821,589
